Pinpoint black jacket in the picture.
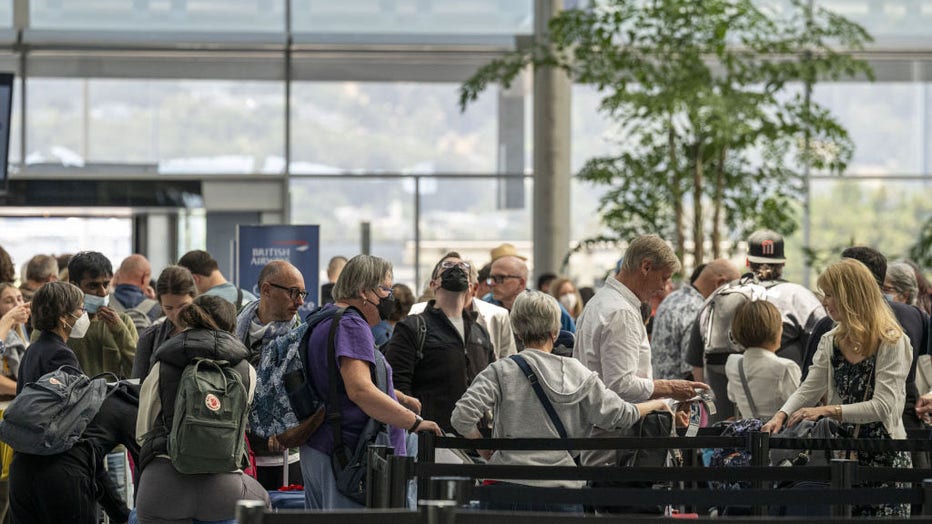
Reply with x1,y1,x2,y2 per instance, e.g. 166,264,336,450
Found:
384,301,495,433
17,330,80,393
139,329,251,471
132,319,177,380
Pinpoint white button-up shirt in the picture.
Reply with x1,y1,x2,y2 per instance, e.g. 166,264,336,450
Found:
573,276,654,403
725,347,801,421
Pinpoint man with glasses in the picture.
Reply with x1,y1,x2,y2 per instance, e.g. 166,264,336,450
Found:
234,259,306,488
384,253,496,433
488,254,576,336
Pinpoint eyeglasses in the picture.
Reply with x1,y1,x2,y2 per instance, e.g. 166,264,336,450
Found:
440,260,470,271
70,306,86,318
487,274,522,285
377,285,395,299
268,282,309,301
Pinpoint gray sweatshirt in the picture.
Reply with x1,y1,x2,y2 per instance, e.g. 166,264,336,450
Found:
451,349,641,487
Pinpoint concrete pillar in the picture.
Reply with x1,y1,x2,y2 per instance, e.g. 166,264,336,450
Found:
498,72,526,210
532,0,571,279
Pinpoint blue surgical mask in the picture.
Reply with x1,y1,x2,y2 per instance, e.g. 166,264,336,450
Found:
84,294,109,314
884,293,895,302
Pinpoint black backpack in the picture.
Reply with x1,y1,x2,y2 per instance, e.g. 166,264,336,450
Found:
0,366,114,455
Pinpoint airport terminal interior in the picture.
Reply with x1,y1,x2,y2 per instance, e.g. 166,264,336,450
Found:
0,0,928,291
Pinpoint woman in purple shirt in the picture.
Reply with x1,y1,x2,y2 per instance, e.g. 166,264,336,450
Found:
300,255,441,509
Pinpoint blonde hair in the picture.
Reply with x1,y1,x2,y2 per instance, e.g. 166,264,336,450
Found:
817,258,902,357
620,235,682,275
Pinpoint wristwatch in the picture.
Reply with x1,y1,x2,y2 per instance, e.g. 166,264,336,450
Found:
409,415,424,432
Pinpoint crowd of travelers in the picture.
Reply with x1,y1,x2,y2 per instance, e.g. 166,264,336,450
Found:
0,231,928,521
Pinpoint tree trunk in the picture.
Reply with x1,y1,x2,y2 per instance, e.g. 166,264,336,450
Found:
712,147,726,258
668,120,685,263
692,142,704,265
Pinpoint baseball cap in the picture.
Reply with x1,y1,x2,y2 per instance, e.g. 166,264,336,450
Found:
747,230,786,264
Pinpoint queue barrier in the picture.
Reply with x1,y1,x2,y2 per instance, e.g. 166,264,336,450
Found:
235,428,932,522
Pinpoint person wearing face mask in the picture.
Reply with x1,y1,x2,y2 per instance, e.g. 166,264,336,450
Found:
131,266,198,380
384,255,497,433
31,251,139,379
10,281,140,524
299,255,442,509
549,277,583,320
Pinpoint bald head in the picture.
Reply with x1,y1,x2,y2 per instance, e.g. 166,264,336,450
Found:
257,260,306,324
115,254,152,288
489,255,528,310
693,258,741,298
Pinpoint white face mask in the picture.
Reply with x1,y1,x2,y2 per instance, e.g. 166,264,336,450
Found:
559,293,578,311
68,312,90,339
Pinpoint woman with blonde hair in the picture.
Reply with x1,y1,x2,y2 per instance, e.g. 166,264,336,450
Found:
762,258,912,517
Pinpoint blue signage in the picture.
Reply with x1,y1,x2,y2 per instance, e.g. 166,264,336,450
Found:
235,225,320,307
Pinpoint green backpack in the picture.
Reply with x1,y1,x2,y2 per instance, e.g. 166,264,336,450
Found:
168,358,249,474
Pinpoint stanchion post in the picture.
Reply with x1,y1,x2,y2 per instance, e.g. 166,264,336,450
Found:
749,431,770,516
830,458,857,518
429,477,471,506
420,500,457,524
923,479,932,515
418,431,437,499
366,445,392,508
235,499,265,524
390,455,415,508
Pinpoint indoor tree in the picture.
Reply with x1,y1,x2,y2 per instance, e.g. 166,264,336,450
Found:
460,0,873,267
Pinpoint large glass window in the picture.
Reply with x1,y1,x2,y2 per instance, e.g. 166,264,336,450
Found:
29,0,285,33
0,216,133,278
812,82,924,176
289,177,416,287
290,0,532,36
26,78,285,173
290,82,497,174
817,0,932,41
782,178,932,284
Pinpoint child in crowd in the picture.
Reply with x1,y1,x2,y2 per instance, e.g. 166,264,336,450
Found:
725,300,801,420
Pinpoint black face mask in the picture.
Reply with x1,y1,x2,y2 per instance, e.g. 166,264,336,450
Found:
375,295,396,321
440,266,469,292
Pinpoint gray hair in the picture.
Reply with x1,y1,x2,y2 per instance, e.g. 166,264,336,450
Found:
887,261,919,305
510,290,561,346
620,234,681,274
32,281,83,331
332,255,393,302
26,255,59,282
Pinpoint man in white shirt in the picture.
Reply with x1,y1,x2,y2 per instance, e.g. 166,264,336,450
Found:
573,234,708,466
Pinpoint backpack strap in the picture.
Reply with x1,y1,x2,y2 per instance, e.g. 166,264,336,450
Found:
136,298,158,316
326,307,352,469
509,354,567,439
736,357,760,419
414,314,427,361
236,287,244,311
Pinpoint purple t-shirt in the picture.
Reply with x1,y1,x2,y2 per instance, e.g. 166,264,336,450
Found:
304,306,406,456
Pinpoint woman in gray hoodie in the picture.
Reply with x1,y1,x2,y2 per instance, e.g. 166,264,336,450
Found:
452,291,671,511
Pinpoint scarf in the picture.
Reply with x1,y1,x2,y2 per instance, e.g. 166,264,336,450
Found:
234,299,300,364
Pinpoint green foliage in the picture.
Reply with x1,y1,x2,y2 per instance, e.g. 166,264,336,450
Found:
911,217,932,269
460,0,873,267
